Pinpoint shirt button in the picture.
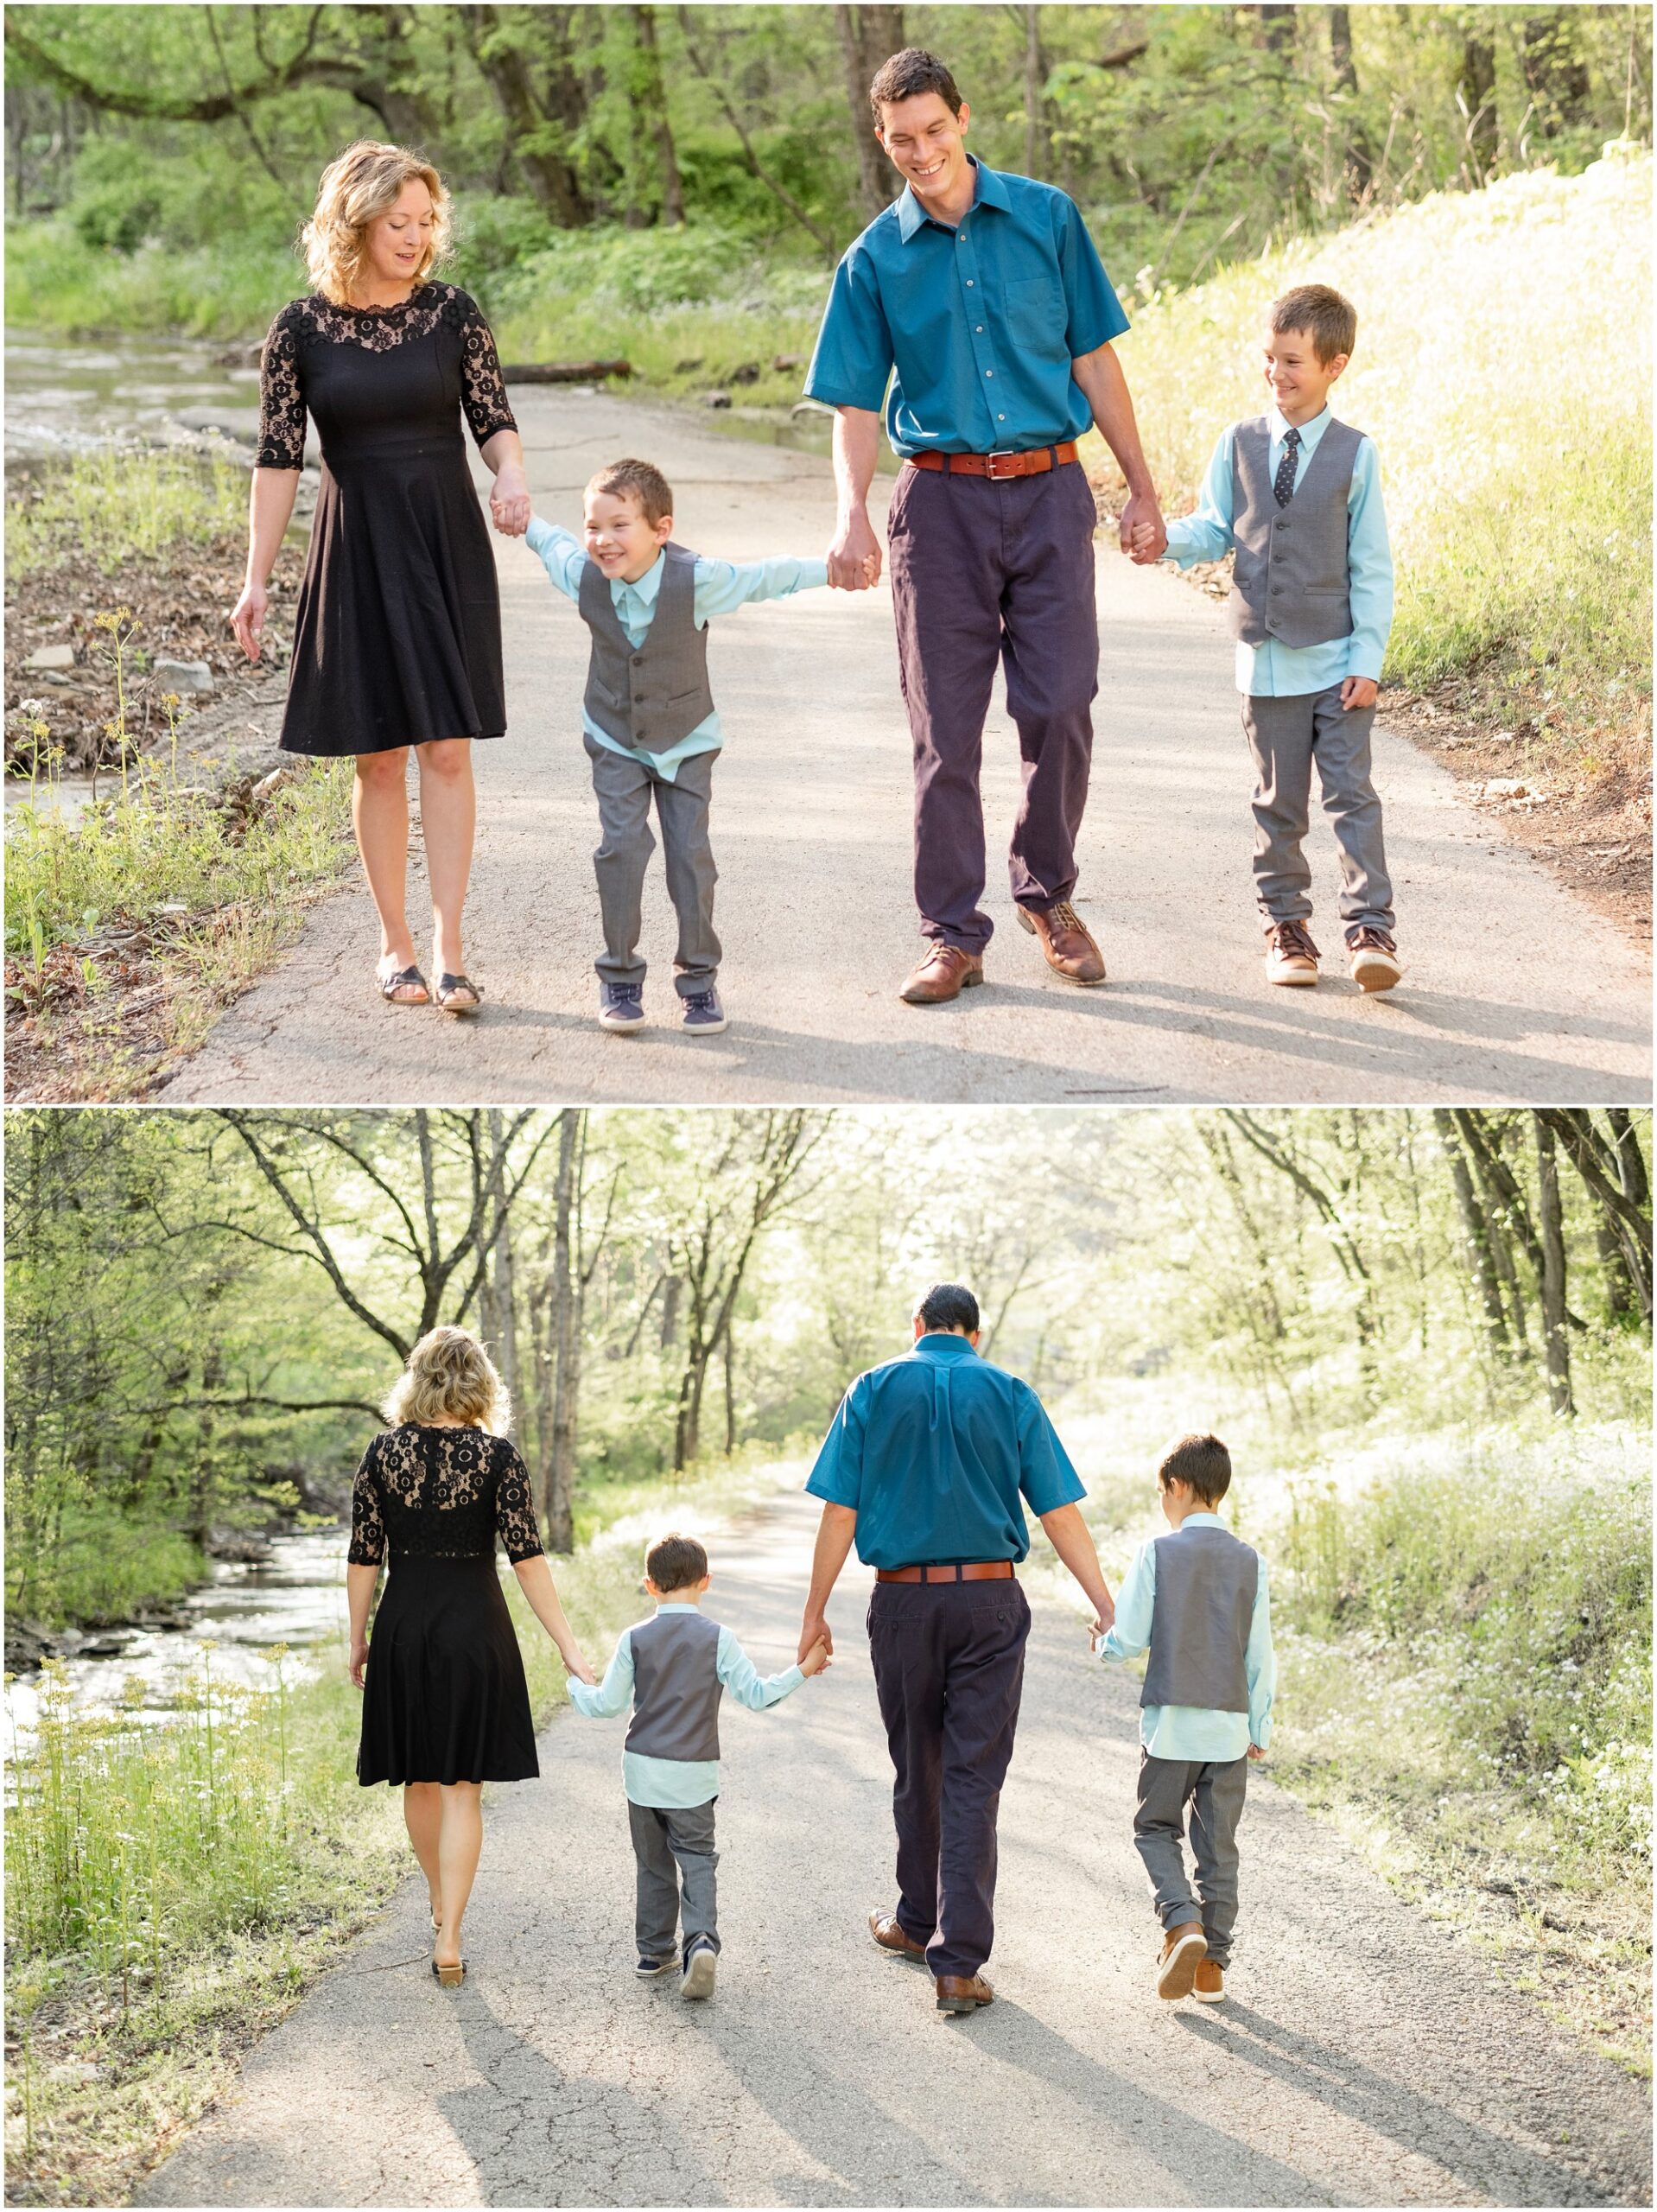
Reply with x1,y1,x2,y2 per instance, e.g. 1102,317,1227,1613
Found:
965,278,975,287
998,414,1006,422
975,325,983,333
985,369,994,378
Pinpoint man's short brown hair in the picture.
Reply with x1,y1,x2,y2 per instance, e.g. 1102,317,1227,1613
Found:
1158,1434,1232,1507
647,1531,708,1592
869,48,963,124
587,456,674,525
1270,284,1357,365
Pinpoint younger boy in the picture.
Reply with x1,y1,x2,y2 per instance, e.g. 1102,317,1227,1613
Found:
1134,284,1401,994
568,1531,828,1999
1097,1434,1274,2003
527,461,842,1037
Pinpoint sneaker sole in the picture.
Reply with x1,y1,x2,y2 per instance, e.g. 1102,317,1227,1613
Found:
1015,907,1107,985
1156,1926,1207,2000
1192,1982,1227,2004
681,1949,716,1999
1351,955,1402,993
1266,965,1319,988
599,1014,646,1033
681,1019,729,1036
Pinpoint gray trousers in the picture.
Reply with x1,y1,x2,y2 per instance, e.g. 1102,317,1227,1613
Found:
628,1797,720,1959
1241,687,1394,938
586,737,721,996
1133,1751,1248,1967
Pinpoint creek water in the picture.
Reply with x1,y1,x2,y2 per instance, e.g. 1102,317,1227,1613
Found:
3,1526,350,1753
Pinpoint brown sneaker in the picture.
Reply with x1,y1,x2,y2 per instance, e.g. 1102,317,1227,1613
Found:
1155,1923,1207,2000
1192,1958,1226,2004
868,1910,927,1962
1264,918,1320,987
935,1972,994,2014
1017,901,1107,985
1349,926,1403,993
899,944,984,1004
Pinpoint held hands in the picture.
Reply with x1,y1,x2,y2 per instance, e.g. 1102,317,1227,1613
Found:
1341,677,1379,710
797,1611,834,1666
230,579,268,662
348,1637,369,1690
1247,1744,1267,1763
800,1637,831,1678
490,463,531,537
827,509,881,591
562,1646,598,1687
1117,488,1167,565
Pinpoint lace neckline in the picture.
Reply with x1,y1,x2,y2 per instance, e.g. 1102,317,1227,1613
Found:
321,286,432,318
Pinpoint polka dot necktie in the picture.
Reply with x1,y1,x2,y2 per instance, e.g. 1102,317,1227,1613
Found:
1273,426,1302,508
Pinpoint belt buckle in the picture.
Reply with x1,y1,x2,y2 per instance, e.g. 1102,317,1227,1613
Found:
984,448,1020,481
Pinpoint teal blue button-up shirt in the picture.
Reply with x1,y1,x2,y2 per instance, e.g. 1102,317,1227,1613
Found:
803,157,1131,458
804,1332,1084,1568
1099,1515,1276,1761
1162,405,1394,698
525,516,829,781
568,1605,805,1808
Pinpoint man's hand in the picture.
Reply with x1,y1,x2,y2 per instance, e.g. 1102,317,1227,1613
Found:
828,507,881,590
1117,487,1166,563
1247,1743,1266,1763
1341,676,1378,710
800,1636,831,1678
798,1610,834,1664
348,1637,369,1690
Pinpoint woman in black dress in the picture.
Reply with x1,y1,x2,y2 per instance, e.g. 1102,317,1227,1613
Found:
346,1326,594,1986
230,142,530,1014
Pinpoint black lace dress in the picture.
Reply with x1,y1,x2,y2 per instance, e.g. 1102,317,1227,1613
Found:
257,284,517,756
349,1422,543,1787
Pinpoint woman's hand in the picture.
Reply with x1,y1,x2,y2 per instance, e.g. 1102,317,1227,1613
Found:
489,464,530,538
348,1637,369,1689
230,578,269,662
562,1645,597,1686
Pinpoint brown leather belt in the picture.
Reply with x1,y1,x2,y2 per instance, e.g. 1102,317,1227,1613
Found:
876,1560,1016,1584
908,442,1078,480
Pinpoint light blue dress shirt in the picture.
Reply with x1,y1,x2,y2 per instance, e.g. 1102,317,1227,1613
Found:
1162,405,1394,698
804,156,1130,458
567,1603,805,1808
1099,1514,1276,1762
524,517,828,782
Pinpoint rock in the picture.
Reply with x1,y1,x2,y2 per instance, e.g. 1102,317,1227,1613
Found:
24,645,76,671
251,765,297,804
728,362,762,385
153,658,214,695
4,1618,60,1672
702,391,733,410
69,1631,131,1661
206,1528,274,1564
675,357,704,373
214,341,265,370
772,353,805,372
1482,778,1531,800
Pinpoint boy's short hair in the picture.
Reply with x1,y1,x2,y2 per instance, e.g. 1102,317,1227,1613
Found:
1270,284,1357,365
915,1281,979,1334
870,47,963,123
587,457,674,526
647,1531,708,1592
1158,1433,1232,1508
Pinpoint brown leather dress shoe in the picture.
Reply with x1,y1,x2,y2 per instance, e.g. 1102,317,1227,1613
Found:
868,1910,928,1961
1017,901,1106,985
936,1973,994,2014
899,944,984,1004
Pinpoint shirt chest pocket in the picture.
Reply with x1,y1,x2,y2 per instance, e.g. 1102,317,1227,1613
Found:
1001,276,1067,360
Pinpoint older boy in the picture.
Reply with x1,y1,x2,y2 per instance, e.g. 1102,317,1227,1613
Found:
568,1532,828,1999
1136,284,1400,993
1098,1434,1274,2003
527,461,840,1036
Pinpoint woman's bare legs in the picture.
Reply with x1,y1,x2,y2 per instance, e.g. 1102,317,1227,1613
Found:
434,1782,483,1969
403,1783,443,1923
352,747,424,997
417,740,475,988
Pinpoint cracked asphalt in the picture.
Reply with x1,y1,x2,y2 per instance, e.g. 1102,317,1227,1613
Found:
160,388,1650,1108
138,1491,1650,2208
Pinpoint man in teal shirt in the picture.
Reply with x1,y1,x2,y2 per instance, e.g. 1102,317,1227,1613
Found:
799,1282,1114,2015
806,47,1165,1007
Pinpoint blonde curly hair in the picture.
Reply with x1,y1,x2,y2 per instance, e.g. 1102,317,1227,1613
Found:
302,140,451,304
383,1325,509,1434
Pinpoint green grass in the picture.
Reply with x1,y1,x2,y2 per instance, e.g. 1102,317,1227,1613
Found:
5,1503,205,1633
4,220,303,341
7,448,250,583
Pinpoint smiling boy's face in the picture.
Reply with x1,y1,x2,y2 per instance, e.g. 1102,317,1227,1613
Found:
583,488,672,583
1260,323,1349,425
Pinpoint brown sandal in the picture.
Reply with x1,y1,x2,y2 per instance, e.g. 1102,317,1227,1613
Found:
431,1957,467,1987
379,964,429,1007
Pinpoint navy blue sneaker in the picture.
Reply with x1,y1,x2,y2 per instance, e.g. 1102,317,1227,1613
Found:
599,982,645,1033
680,988,727,1036
635,1954,671,1978
681,1937,717,1999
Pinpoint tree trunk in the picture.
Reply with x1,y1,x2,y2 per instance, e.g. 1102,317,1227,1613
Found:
1258,5,1296,56
1521,10,1592,135
1023,6,1045,181
723,1319,737,1457
1458,31,1498,181
1327,5,1372,198
659,1274,682,1349
545,1110,581,1552
1434,1111,1508,1352
1533,1116,1574,1415
457,3,594,225
632,5,684,225
835,3,905,219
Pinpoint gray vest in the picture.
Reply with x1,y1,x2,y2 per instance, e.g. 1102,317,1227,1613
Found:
579,543,714,754
1228,415,1365,649
625,1610,723,1762
1140,1525,1259,1713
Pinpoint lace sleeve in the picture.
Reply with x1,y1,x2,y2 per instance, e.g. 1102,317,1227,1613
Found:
454,292,517,447
256,306,308,469
347,1440,386,1565
494,1441,543,1563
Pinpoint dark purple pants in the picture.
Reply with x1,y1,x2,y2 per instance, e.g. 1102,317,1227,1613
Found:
886,459,1100,952
867,1576,1031,1979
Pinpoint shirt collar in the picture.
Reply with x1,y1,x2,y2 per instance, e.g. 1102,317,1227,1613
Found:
613,551,665,607
897,154,1008,242
1270,403,1330,454
913,1332,979,1362
1174,1512,1226,1530
655,1602,701,1612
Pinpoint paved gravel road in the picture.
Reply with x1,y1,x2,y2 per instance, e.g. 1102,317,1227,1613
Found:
139,1491,1650,2209
160,390,1649,1108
